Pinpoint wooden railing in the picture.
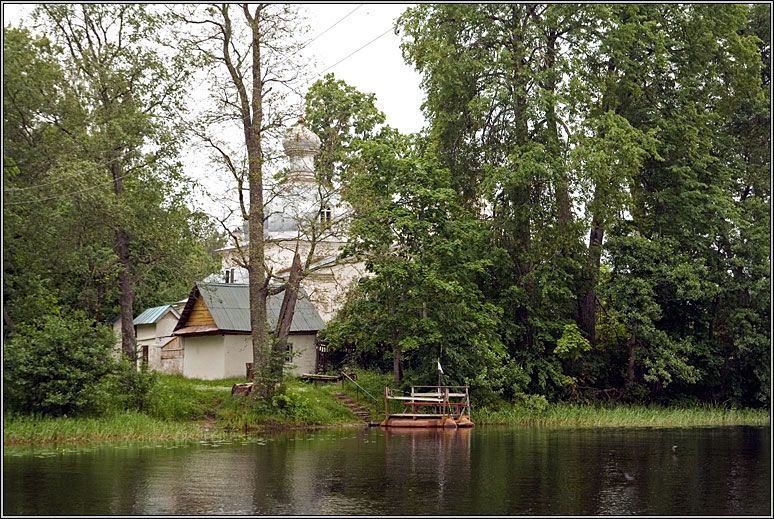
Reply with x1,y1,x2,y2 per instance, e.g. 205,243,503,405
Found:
341,371,378,406
384,385,471,419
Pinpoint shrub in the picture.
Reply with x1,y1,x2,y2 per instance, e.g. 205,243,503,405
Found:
513,392,550,413
3,312,116,416
95,360,158,414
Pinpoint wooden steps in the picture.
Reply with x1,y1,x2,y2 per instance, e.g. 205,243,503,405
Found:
333,392,371,422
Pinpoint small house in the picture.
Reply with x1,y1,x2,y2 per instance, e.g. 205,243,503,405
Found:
173,282,325,380
111,305,184,374
133,304,183,374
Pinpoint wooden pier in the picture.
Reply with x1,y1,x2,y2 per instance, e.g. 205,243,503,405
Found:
380,385,474,429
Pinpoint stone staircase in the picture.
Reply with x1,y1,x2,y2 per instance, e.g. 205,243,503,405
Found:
333,392,372,422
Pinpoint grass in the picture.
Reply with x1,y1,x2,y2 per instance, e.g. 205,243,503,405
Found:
475,402,770,428
3,412,222,445
216,379,358,431
322,368,393,420
4,374,364,446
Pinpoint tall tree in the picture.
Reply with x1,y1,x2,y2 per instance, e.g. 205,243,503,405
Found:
398,4,594,394
4,15,219,345
175,4,308,397
327,129,511,394
27,5,196,359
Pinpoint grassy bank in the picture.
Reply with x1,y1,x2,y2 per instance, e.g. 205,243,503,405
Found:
3,412,220,445
475,402,770,428
5,372,769,446
4,374,363,446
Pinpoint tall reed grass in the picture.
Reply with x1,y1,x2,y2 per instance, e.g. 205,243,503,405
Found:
3,412,222,445
475,403,770,428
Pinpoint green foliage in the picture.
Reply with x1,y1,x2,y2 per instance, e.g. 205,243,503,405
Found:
97,361,159,414
305,73,386,185
393,3,769,408
3,12,220,353
326,128,510,397
4,313,118,416
554,324,592,361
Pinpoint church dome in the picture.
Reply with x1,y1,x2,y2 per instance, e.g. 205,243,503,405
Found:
282,117,321,157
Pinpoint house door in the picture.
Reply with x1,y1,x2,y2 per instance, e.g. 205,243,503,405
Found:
142,345,149,368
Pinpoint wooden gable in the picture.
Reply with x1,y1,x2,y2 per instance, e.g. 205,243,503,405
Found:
187,295,215,326
173,285,220,336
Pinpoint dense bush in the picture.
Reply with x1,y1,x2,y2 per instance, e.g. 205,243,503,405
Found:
95,360,158,414
3,312,155,416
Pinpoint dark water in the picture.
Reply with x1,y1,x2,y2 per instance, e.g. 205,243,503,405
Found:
3,426,770,516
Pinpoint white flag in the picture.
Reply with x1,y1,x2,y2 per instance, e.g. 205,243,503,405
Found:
437,360,443,374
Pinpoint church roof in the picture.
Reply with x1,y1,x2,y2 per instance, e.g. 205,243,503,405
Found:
282,117,321,155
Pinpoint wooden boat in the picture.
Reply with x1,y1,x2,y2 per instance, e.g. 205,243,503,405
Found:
380,385,474,429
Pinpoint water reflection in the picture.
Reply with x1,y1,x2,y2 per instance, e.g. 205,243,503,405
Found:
3,426,770,516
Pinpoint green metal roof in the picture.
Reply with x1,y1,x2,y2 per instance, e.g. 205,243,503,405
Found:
134,305,178,325
194,282,324,333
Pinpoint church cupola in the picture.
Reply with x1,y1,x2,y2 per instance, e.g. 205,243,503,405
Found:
282,117,321,183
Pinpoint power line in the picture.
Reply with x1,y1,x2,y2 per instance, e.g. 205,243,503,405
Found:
313,26,394,79
300,5,363,53
271,4,364,72
4,170,136,206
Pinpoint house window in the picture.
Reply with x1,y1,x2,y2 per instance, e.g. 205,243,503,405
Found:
320,207,332,228
142,345,149,368
224,268,236,283
285,342,294,364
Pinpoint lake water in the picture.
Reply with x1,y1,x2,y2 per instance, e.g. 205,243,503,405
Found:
3,426,770,516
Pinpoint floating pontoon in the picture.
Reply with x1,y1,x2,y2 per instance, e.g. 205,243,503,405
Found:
380,385,474,429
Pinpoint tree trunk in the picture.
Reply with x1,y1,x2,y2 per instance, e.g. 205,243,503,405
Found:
626,334,637,386
578,212,604,345
117,229,136,360
247,126,269,395
544,30,572,233
272,253,303,380
109,155,136,360
275,253,303,340
393,343,403,385
237,5,272,399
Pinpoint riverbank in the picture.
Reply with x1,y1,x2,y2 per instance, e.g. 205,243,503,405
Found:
4,373,769,446
4,374,363,446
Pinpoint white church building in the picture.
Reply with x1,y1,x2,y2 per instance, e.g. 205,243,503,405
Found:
214,118,367,323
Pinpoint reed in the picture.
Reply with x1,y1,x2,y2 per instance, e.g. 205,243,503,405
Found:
475,403,770,428
3,412,224,445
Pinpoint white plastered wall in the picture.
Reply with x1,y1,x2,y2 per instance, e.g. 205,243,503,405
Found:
286,334,317,376
223,334,253,379
182,335,226,380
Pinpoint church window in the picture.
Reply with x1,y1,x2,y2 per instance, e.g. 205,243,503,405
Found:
320,207,332,228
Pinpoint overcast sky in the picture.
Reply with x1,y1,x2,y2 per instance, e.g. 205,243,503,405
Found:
2,3,426,217
3,4,424,131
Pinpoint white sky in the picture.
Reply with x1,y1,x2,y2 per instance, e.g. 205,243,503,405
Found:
2,3,426,217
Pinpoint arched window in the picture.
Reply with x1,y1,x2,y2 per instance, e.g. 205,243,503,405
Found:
320,207,332,228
